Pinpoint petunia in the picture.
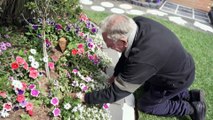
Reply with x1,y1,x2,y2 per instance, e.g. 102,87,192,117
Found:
28,84,36,90
28,110,33,116
29,70,39,79
81,85,88,92
23,62,29,70
11,62,19,70
31,61,39,69
51,97,59,106
71,81,79,87
30,49,36,55
12,80,23,89
77,44,84,49
19,100,27,108
48,62,55,70
25,102,33,111
55,24,63,30
0,110,9,118
43,56,48,63
3,102,12,111
16,56,25,65
71,49,78,55
28,56,35,62
0,91,7,98
103,103,110,110
16,94,25,103
30,89,40,97
17,89,25,95
5,42,11,47
52,108,61,117
91,27,97,33
72,69,78,74
85,76,93,82
64,103,71,110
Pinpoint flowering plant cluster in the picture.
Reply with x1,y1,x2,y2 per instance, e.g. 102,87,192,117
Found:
0,11,112,120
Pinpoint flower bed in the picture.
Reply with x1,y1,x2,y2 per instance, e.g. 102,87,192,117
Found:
0,9,112,120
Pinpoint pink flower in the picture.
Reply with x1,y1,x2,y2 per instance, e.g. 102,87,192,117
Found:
3,102,12,111
30,89,40,97
16,94,25,103
0,91,7,98
23,62,29,70
81,85,88,92
26,102,33,111
51,97,59,106
29,70,39,79
52,108,61,117
72,69,78,74
16,56,25,65
21,82,27,91
77,44,84,49
103,103,110,110
29,67,36,71
48,62,55,70
28,84,36,90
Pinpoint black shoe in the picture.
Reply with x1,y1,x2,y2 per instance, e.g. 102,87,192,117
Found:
189,90,205,102
190,101,206,120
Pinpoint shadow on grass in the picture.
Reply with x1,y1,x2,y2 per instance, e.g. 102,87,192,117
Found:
176,116,191,120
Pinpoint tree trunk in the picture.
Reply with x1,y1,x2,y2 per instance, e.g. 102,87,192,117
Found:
0,0,32,26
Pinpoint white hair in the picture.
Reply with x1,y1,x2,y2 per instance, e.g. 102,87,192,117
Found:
99,14,137,42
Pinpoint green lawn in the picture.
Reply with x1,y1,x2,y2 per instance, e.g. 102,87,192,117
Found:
84,10,213,120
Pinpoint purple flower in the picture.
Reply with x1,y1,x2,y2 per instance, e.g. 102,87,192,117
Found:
88,55,94,61
86,22,91,28
51,97,59,106
5,42,11,47
52,108,61,117
37,34,42,38
91,27,97,33
8,76,14,81
31,89,40,97
18,89,25,95
37,18,42,23
55,24,63,30
19,100,27,108
45,39,51,48
28,84,36,90
0,44,7,50
81,85,88,92
32,25,38,30
4,34,10,38
85,76,92,82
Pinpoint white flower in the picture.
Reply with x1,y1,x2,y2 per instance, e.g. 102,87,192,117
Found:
71,106,78,112
12,80,23,89
31,61,39,69
42,57,48,63
1,110,9,118
30,49,36,55
71,81,79,87
64,103,71,110
28,55,35,62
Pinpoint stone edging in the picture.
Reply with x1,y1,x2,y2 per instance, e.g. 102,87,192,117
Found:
130,0,165,9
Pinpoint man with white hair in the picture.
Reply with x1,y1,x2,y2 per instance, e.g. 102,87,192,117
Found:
71,14,206,120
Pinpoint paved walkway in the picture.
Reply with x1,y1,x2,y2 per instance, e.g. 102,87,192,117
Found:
80,0,213,33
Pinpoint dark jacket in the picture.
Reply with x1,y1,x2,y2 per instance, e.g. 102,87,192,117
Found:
85,16,195,104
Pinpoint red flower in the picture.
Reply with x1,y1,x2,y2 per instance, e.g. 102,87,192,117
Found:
71,49,78,55
77,44,84,49
16,94,25,103
11,62,19,70
28,110,33,116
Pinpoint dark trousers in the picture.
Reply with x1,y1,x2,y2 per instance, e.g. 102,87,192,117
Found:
137,82,193,116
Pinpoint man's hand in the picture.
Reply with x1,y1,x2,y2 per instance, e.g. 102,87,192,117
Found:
108,76,116,84
70,92,85,102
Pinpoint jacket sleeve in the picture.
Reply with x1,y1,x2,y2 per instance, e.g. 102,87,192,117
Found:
84,82,131,104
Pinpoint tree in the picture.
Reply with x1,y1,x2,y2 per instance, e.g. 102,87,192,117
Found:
0,0,34,26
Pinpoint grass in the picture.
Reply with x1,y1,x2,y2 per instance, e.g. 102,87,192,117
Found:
84,10,213,120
